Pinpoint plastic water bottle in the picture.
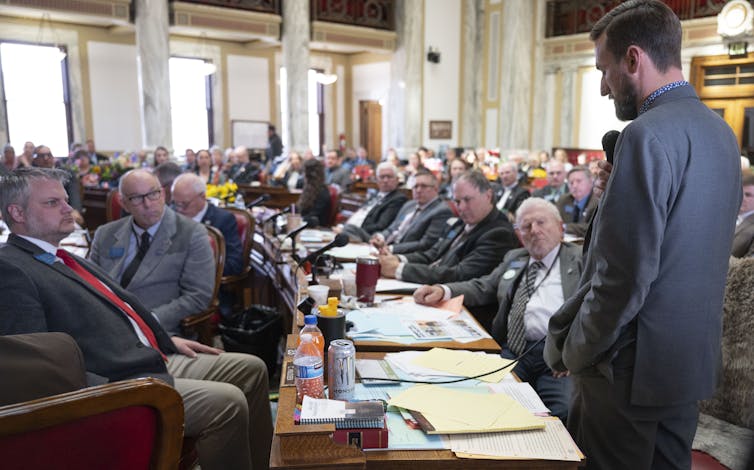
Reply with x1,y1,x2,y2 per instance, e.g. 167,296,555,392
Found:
298,314,325,358
294,333,325,404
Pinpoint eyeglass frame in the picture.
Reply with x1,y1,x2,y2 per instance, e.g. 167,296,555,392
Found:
125,188,162,206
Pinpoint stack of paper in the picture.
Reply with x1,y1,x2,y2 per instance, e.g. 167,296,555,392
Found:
388,385,545,434
449,418,583,461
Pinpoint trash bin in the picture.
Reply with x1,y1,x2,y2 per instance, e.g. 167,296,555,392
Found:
218,305,282,378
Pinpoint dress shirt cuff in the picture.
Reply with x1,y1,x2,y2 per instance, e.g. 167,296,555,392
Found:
397,254,408,263
440,285,452,301
396,262,406,280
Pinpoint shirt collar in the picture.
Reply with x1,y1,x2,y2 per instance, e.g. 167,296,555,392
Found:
131,211,164,238
193,201,209,223
17,235,59,255
530,244,561,270
639,80,689,115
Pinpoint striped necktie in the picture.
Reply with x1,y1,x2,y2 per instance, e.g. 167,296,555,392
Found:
506,260,544,355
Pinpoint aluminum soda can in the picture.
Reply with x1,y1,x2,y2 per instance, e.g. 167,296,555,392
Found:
327,339,356,400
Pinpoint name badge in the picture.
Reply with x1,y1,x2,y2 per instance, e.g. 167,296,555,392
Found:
108,247,125,258
34,253,57,265
502,269,517,280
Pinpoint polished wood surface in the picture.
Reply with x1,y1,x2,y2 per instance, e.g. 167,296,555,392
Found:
82,187,110,233
271,336,581,469
238,185,301,210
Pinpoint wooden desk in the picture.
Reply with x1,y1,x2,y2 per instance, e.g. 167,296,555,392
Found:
271,336,581,470
82,187,109,233
238,185,301,210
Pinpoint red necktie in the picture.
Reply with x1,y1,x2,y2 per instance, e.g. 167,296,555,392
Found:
56,249,166,360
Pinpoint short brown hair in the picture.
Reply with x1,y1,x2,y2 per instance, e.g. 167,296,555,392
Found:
590,0,681,73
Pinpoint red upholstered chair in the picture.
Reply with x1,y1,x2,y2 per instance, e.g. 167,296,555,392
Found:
220,207,255,312
0,377,184,470
105,189,123,222
327,184,341,227
181,225,226,345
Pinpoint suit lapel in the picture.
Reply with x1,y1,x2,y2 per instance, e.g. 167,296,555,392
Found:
559,245,580,298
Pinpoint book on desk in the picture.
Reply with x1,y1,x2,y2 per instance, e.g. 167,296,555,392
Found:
295,397,389,449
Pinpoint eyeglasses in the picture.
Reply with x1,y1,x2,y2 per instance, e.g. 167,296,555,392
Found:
514,219,549,234
413,183,436,190
378,174,396,180
34,152,53,159
126,189,162,205
172,192,204,209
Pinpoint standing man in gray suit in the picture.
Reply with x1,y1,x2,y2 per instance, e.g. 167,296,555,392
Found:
90,169,213,337
370,170,452,255
732,172,754,258
545,2,741,468
414,198,581,420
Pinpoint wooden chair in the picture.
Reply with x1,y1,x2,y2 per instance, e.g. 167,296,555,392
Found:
181,225,225,345
220,207,255,312
105,189,123,222
0,377,184,470
327,184,341,227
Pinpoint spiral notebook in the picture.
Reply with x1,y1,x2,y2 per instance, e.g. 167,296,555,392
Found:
299,396,385,429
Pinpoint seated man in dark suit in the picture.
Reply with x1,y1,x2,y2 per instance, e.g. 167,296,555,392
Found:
555,166,598,237
324,149,352,191
340,162,408,242
493,161,530,220
370,170,452,254
379,170,519,284
414,198,581,421
171,173,244,276
732,172,754,258
90,169,214,337
0,168,272,470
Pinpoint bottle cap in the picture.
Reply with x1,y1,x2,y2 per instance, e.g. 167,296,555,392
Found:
304,314,317,325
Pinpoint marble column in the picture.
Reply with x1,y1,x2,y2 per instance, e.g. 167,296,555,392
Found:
134,0,172,150
388,0,423,154
529,0,549,152
460,0,484,147
498,0,535,150
282,0,310,152
559,65,578,147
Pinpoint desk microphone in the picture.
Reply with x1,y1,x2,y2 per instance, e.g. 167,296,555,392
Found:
284,222,309,263
246,193,270,209
602,130,620,165
297,233,349,267
263,205,292,224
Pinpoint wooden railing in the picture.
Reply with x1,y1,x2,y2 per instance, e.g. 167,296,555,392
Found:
311,0,394,31
169,0,280,14
546,0,731,38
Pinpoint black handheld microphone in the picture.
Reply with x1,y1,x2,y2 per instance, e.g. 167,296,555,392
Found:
245,193,270,209
263,205,292,224
297,233,349,267
602,130,620,165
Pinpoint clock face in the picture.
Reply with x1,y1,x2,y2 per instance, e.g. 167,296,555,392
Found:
718,0,754,38
725,4,746,29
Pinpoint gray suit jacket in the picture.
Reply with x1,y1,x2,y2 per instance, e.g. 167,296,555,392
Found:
546,85,741,406
378,198,453,254
0,235,177,384
447,244,582,344
90,207,214,336
731,214,754,258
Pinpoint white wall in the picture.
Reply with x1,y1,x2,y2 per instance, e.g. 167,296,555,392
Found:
227,54,270,125
577,67,627,149
88,42,142,151
351,61,391,155
423,0,461,147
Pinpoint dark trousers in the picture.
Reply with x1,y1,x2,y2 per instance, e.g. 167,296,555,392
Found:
569,368,699,470
501,340,573,422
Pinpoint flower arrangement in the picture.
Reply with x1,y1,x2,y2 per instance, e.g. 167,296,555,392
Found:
206,181,239,204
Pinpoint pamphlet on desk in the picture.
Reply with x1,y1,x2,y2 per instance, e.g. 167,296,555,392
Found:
346,300,490,344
